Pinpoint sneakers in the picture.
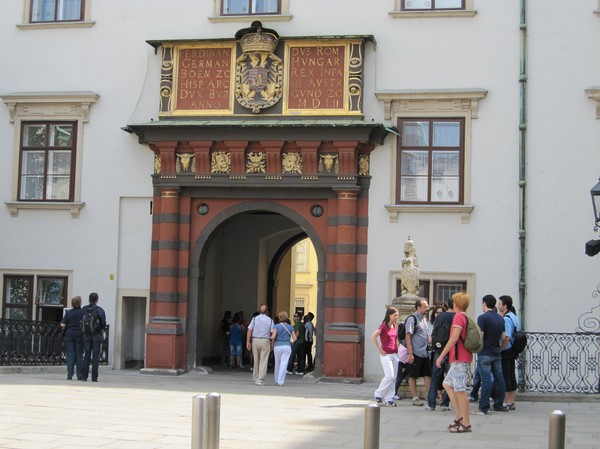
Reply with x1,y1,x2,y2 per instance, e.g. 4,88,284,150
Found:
507,402,516,410
254,380,264,386
412,398,424,406
286,371,294,375
440,405,451,412
295,371,305,375
424,405,435,411
471,408,487,415
375,397,383,404
385,401,398,407
468,396,476,403
493,405,509,412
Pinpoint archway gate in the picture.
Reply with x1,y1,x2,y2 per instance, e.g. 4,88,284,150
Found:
126,24,387,380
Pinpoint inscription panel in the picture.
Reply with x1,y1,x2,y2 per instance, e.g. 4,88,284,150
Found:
284,42,355,115
172,44,236,115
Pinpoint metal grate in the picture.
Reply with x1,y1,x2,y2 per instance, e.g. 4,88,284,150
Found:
0,318,109,366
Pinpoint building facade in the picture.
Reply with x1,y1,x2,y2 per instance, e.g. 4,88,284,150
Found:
1,0,599,380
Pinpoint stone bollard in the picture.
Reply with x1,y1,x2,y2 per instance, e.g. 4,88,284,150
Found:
364,404,380,449
191,392,221,449
548,410,565,449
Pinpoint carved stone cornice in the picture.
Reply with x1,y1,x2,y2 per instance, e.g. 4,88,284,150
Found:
0,92,99,123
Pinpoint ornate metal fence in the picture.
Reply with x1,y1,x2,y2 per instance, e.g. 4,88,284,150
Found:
519,332,600,393
0,319,109,366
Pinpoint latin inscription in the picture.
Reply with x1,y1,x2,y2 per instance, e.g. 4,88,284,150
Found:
176,48,232,111
287,45,346,110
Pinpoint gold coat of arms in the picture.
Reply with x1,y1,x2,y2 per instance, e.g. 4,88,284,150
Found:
235,21,283,114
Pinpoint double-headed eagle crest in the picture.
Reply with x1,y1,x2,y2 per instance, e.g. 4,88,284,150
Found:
235,21,283,114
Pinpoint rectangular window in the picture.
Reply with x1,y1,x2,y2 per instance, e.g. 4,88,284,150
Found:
433,281,466,305
30,0,84,22
19,122,76,201
402,0,464,10
2,275,67,321
397,118,464,204
222,0,280,15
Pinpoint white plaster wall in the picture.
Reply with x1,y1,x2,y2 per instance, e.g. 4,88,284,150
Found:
0,1,598,376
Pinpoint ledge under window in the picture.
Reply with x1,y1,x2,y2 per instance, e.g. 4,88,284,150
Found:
5,201,86,218
17,21,95,30
385,204,474,224
389,10,476,18
586,87,600,118
208,14,292,23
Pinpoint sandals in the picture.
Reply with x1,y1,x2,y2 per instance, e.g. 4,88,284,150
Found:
449,423,472,433
448,417,463,429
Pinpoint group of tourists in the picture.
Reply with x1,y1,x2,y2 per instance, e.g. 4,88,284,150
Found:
371,292,522,434
246,305,315,386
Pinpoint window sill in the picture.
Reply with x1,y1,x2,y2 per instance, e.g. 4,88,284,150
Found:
384,204,474,224
17,21,95,30
208,14,292,23
5,201,85,218
389,10,477,19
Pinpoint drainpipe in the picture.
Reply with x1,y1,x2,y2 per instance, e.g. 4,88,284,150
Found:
518,0,528,390
518,0,527,328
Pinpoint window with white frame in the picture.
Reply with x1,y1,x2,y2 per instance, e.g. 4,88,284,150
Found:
222,0,280,15
1,92,98,217
375,89,486,223
30,0,84,22
390,0,475,17
402,0,464,11
294,239,309,272
19,122,76,201
3,274,68,322
397,118,464,204
394,273,470,307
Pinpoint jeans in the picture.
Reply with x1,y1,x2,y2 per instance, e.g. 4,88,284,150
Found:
287,341,305,372
470,363,481,399
478,353,506,413
65,334,84,380
82,333,102,381
427,352,450,408
394,361,409,394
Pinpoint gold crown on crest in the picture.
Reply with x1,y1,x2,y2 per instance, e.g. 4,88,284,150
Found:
236,21,279,53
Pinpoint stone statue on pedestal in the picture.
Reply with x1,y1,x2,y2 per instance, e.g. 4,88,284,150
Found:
392,237,422,320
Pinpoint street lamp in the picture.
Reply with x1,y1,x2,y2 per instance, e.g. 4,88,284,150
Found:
586,178,600,256
591,178,600,230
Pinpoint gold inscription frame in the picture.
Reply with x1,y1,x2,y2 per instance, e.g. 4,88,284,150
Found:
162,42,237,116
283,39,363,116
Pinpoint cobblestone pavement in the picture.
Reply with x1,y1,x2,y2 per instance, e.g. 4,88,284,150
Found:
0,367,598,449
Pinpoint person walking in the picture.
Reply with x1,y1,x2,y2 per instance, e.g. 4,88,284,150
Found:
303,312,315,372
81,292,106,382
272,311,295,386
472,294,507,415
371,307,400,407
60,296,85,380
246,304,274,386
436,292,472,433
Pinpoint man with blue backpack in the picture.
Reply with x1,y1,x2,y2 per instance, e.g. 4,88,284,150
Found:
81,292,106,382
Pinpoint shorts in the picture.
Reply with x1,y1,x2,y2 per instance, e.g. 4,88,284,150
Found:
229,344,242,357
407,354,432,379
443,362,469,392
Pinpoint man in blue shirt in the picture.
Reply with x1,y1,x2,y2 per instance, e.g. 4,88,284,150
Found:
472,295,506,415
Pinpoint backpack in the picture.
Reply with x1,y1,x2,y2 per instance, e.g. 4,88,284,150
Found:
81,307,100,335
459,314,483,354
431,313,451,350
397,315,416,342
507,315,527,355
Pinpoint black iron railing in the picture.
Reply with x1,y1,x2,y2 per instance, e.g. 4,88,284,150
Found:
519,332,600,393
0,319,109,366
